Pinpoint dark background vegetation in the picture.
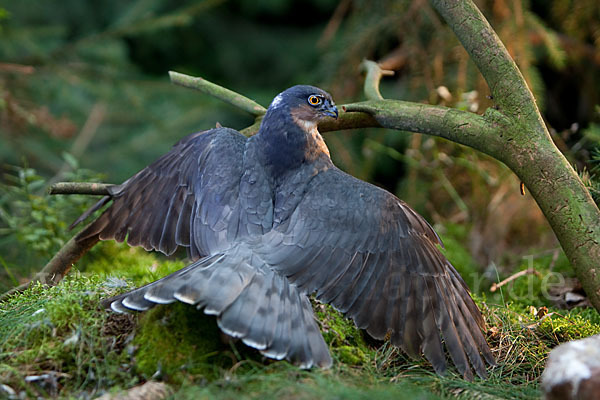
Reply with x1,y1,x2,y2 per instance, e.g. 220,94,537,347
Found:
1,1,600,398
2,0,600,289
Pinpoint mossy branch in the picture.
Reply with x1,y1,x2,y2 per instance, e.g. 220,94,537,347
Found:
169,71,267,116
345,100,502,156
431,0,600,310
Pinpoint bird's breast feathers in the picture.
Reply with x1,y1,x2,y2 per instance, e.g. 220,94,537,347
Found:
289,107,331,161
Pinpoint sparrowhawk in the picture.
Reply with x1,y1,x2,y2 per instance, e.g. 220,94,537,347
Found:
73,85,495,379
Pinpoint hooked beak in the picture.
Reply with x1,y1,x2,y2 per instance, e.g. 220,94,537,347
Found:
322,103,339,119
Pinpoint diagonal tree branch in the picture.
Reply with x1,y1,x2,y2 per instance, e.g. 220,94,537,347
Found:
430,0,600,310
169,71,267,116
345,100,503,156
0,229,100,302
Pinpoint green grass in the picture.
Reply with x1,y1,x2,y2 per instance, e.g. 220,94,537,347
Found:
0,275,138,398
1,234,599,399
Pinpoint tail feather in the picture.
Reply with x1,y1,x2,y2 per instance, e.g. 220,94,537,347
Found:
110,300,131,314
261,282,292,360
121,294,155,311
421,276,447,375
176,256,253,314
104,249,331,368
285,292,313,367
450,272,496,369
217,270,267,340
244,272,280,351
144,255,224,304
102,261,204,310
433,279,473,380
238,272,279,350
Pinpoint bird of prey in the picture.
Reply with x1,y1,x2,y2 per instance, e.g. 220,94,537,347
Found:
74,85,495,379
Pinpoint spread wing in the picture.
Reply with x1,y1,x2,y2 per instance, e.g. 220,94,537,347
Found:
75,127,247,259
258,167,495,379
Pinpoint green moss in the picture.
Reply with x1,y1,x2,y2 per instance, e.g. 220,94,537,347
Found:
83,240,186,286
133,302,235,383
314,302,373,366
336,346,369,365
537,309,600,341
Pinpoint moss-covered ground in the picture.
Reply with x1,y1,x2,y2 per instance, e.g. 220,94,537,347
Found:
1,228,599,399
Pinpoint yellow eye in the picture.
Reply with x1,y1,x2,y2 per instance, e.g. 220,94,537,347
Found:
308,95,322,106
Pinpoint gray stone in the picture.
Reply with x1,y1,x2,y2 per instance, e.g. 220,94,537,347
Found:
541,334,600,400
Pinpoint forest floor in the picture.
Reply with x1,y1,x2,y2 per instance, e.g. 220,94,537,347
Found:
1,232,599,399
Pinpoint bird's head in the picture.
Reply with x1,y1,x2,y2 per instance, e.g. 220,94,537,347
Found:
257,85,337,174
267,85,338,131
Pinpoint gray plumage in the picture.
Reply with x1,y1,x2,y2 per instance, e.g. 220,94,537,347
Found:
76,85,494,378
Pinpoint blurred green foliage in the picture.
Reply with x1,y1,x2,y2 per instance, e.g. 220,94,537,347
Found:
0,163,104,291
0,0,340,183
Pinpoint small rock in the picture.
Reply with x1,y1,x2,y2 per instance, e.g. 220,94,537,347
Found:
541,334,600,400
95,381,172,400
0,384,16,399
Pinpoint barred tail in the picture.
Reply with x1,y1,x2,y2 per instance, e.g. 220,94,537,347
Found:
104,249,331,369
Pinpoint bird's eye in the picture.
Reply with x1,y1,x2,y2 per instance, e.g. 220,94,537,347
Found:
308,95,322,106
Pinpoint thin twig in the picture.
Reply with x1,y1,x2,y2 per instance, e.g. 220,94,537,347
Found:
549,249,560,271
70,103,107,158
48,182,114,195
359,59,395,101
490,269,542,293
169,71,267,116
378,47,408,71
